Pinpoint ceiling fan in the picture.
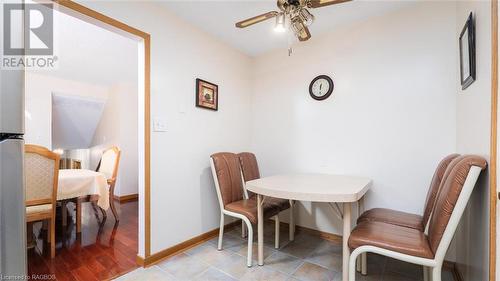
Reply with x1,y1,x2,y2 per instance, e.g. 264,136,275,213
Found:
235,0,352,42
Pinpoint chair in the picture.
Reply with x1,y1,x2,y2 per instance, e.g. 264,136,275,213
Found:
74,146,121,231
95,146,121,221
347,155,487,281
238,152,295,242
355,153,459,274
25,144,60,258
210,152,286,267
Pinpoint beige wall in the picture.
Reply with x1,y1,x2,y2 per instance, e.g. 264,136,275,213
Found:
90,82,139,197
77,1,254,257
251,1,457,238
455,1,492,281
77,1,494,271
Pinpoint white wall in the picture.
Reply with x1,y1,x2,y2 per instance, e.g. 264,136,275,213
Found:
454,2,491,281
25,72,109,149
251,2,457,236
77,1,253,256
77,2,493,273
90,82,139,197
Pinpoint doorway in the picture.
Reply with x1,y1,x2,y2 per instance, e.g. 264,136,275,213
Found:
24,1,150,279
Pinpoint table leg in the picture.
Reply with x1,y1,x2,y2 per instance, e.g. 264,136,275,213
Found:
26,222,34,248
76,199,82,233
343,202,352,281
356,198,362,272
62,201,67,226
257,194,264,266
358,197,367,275
289,200,295,241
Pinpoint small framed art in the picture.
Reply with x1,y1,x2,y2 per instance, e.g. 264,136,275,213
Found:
459,12,476,90
196,78,218,111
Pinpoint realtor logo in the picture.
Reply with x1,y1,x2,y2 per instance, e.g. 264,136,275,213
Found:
4,3,53,56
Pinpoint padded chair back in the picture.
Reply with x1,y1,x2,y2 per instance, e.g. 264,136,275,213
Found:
238,152,260,198
427,155,487,257
211,152,245,208
422,154,460,228
25,145,60,206
97,146,121,182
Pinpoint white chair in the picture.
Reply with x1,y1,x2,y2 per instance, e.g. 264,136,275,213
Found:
74,146,121,233
355,153,460,275
347,155,487,281
237,152,295,244
210,152,287,267
95,146,121,221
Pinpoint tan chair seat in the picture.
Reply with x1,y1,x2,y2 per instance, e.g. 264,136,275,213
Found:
26,204,52,214
357,208,424,231
267,197,290,211
226,196,282,224
248,195,290,212
348,221,434,259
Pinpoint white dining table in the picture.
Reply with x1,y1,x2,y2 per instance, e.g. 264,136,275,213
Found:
246,173,371,281
58,169,110,210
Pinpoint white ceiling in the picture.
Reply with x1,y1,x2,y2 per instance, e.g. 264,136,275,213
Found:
30,4,138,87
159,0,417,57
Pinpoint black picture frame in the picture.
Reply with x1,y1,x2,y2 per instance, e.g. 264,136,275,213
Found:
459,12,476,90
196,78,218,111
309,75,334,101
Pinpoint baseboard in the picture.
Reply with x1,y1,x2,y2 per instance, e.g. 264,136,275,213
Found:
135,255,145,266
443,261,464,281
114,194,139,203
136,220,240,267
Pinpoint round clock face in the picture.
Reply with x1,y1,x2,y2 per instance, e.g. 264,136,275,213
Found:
309,75,334,100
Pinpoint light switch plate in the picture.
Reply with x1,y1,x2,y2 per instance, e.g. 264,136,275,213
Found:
153,117,167,132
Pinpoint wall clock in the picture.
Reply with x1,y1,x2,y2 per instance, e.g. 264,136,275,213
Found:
309,75,334,101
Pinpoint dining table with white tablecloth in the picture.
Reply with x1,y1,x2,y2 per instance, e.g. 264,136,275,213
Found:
57,169,110,210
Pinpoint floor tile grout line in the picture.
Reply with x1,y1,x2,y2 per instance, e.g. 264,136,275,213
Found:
153,264,179,280
262,251,303,276
288,260,306,278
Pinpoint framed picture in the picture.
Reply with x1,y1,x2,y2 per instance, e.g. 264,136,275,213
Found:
196,78,218,111
459,12,476,90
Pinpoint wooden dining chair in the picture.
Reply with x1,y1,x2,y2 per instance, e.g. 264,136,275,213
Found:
95,146,121,221
25,144,60,258
73,146,121,233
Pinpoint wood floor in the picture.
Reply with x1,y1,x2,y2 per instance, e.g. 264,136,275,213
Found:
28,200,138,281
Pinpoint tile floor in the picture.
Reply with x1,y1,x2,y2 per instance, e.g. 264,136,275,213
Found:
115,223,455,281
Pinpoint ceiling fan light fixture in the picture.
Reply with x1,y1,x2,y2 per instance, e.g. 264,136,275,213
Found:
291,16,304,34
274,12,286,32
299,8,315,26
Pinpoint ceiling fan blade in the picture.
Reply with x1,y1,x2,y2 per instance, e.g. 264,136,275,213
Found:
235,11,279,28
308,0,352,8
297,25,311,41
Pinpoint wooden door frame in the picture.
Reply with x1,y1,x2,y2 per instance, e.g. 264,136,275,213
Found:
491,1,498,281
44,0,152,260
